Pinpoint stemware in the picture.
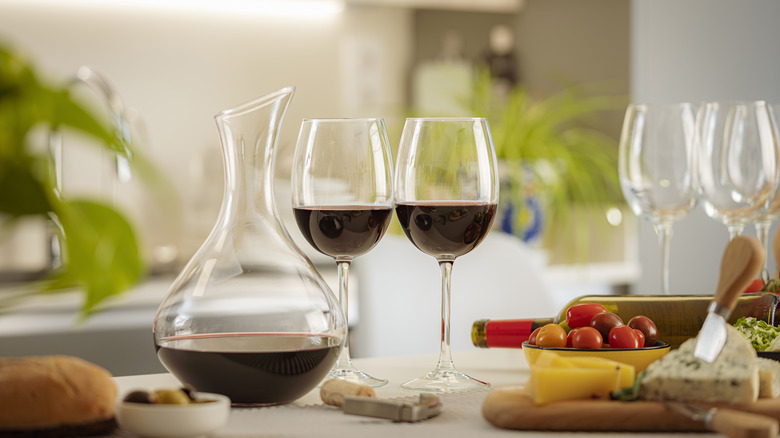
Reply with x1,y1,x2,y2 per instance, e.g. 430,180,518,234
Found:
394,117,499,392
291,118,394,387
696,101,780,240
618,103,697,295
753,103,780,278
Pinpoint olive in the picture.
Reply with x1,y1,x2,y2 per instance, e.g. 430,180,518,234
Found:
181,385,199,402
153,388,192,405
123,390,153,404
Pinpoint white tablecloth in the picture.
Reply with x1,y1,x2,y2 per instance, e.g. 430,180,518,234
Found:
113,349,712,437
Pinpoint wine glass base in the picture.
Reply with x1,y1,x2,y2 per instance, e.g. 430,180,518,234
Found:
326,367,388,388
400,368,490,393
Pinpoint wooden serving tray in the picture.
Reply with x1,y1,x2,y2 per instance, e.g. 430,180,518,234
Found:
483,386,780,433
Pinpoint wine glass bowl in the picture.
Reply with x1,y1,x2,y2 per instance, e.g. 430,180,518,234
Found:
394,117,499,392
291,118,394,387
618,103,697,295
696,101,780,240
753,103,780,277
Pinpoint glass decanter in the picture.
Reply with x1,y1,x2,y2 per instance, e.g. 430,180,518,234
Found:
153,87,346,406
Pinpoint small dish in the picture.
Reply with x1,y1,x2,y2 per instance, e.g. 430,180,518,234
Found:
116,392,230,438
522,341,671,372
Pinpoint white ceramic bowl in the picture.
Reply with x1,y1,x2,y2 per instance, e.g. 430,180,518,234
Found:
116,392,230,438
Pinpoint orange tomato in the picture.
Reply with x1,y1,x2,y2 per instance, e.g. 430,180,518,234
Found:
535,323,567,348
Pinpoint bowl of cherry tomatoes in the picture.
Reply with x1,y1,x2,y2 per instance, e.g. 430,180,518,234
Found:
522,303,671,372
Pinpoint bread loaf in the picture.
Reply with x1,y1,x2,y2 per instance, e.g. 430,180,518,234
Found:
0,355,118,435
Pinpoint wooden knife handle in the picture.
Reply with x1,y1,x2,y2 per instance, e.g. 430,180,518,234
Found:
716,236,764,311
710,408,778,438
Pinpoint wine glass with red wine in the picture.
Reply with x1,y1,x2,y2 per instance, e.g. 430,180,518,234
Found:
394,117,499,392
291,118,394,387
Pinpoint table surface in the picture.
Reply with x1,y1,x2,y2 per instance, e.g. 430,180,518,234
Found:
113,349,714,438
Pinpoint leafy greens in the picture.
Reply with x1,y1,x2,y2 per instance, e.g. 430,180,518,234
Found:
733,316,780,352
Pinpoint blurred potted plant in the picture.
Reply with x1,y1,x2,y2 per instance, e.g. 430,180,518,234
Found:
464,70,625,263
0,43,145,317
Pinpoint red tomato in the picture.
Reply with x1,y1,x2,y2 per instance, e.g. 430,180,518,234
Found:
745,278,764,293
609,325,641,349
528,327,542,346
571,326,603,349
590,312,624,340
536,323,567,348
565,303,608,328
632,328,645,347
566,328,577,347
627,315,658,346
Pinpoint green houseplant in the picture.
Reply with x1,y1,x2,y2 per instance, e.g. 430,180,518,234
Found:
0,43,145,317
464,71,625,263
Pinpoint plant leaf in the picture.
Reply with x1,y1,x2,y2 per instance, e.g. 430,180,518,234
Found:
43,200,144,318
0,158,51,216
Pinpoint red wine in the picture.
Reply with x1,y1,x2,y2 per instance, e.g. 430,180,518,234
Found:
293,206,392,258
155,333,340,405
395,202,497,259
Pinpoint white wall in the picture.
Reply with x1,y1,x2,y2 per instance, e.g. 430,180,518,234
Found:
630,0,780,294
0,1,413,266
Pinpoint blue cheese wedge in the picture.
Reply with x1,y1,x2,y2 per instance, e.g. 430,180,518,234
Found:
638,326,759,404
757,357,780,399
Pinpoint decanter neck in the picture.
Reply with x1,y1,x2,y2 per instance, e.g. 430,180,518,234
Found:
214,88,294,221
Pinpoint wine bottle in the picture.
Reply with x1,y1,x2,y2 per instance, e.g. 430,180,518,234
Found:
471,292,780,349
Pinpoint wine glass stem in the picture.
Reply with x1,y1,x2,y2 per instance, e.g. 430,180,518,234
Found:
756,220,771,279
335,260,353,369
437,260,455,370
728,225,745,241
655,222,672,295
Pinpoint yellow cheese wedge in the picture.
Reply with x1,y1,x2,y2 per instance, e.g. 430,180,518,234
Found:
567,357,636,390
525,351,636,404
533,351,576,368
530,365,621,404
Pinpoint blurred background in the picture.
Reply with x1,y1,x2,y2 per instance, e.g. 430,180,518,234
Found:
1,0,779,375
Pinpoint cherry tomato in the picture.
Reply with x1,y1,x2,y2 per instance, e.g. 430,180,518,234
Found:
528,327,542,346
565,303,608,329
590,312,624,340
535,323,567,348
633,328,645,347
571,326,603,349
745,278,764,293
609,325,641,349
566,328,577,347
627,315,658,347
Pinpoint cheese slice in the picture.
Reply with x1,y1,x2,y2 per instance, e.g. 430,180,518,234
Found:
757,357,780,399
567,356,636,390
639,326,759,404
530,365,621,404
526,351,636,404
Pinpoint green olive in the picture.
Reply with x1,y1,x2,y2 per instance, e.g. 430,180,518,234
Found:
152,389,191,405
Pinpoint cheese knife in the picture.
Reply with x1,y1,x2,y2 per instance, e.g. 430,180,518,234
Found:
663,401,778,438
694,235,765,363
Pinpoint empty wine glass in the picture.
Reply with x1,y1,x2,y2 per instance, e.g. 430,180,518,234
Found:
394,117,499,392
619,103,697,295
291,118,394,387
754,103,780,278
696,101,780,240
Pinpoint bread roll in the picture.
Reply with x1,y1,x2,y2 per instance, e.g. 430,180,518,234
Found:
0,355,117,434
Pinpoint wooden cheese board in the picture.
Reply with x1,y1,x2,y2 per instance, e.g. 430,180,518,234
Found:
483,386,780,434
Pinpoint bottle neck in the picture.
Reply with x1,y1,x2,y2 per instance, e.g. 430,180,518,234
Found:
472,318,554,348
